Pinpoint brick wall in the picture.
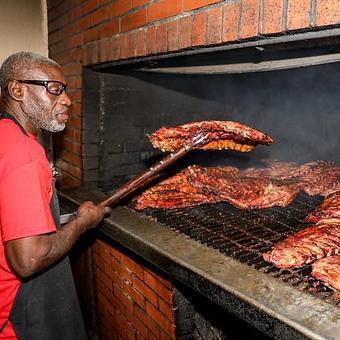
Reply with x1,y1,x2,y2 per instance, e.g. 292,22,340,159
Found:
47,0,340,187
92,239,175,339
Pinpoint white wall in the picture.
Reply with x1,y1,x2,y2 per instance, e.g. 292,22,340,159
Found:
0,0,48,65
0,0,50,156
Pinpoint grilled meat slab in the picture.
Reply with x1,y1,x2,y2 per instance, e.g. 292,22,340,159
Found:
134,166,220,210
306,191,340,224
188,166,301,209
311,255,340,290
262,221,340,269
135,161,340,210
148,120,273,152
290,161,340,197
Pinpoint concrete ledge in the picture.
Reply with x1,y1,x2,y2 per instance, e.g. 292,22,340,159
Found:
59,188,340,340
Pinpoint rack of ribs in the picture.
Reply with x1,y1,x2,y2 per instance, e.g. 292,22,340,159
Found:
148,120,273,152
311,255,340,291
262,220,340,269
187,165,301,209
135,161,340,210
305,191,340,224
134,166,221,210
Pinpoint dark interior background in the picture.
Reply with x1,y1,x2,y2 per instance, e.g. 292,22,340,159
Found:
82,62,340,193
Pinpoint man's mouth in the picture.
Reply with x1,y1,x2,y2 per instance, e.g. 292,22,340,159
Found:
55,111,69,123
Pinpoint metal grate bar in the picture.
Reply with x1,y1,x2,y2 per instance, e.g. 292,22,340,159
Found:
140,192,340,305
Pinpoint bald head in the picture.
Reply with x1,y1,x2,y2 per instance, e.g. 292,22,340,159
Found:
0,51,60,94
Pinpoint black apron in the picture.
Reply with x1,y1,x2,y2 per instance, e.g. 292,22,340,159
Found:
0,112,87,340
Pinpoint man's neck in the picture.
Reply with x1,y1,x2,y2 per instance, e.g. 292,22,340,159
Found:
3,104,38,136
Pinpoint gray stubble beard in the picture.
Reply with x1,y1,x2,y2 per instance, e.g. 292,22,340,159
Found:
24,97,66,133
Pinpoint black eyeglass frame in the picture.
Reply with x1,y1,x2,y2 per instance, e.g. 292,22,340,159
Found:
16,80,67,96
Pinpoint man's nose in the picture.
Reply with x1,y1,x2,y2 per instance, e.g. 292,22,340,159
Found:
60,91,72,106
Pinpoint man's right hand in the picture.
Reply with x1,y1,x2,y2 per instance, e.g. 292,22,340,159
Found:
76,201,112,231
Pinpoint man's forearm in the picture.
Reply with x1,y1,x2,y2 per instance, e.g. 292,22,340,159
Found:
5,216,91,278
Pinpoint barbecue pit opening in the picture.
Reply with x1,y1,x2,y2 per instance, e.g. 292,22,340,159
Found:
81,40,339,194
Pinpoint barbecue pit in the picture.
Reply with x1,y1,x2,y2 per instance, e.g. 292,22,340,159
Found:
71,38,340,339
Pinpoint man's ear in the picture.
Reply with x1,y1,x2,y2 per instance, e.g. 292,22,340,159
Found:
7,80,24,101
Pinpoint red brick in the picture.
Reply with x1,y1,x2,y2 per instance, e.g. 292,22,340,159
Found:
65,75,82,89
114,310,136,340
207,6,222,44
261,0,283,34
192,11,207,46
167,20,178,51
96,291,115,319
148,331,158,340
183,0,222,11
107,0,132,16
62,125,82,141
73,15,92,33
55,169,82,188
126,311,149,338
113,283,135,313
66,33,85,49
106,260,125,288
144,270,173,305
222,2,240,42
133,276,159,307
99,38,112,62
160,329,175,340
287,0,311,30
123,280,146,309
82,0,100,15
94,266,113,292
121,256,144,280
96,278,116,310
60,138,82,153
179,15,192,49
90,5,111,26
111,36,120,60
156,275,172,289
84,27,100,43
148,0,182,23
158,299,174,323
135,29,146,56
240,0,260,39
99,19,120,39
133,0,150,7
86,41,99,65
111,257,133,285
122,8,147,32
109,245,124,262
127,31,136,57
316,0,340,26
146,26,157,54
67,88,82,102
156,22,167,53
93,240,111,258
59,150,82,167
99,0,112,5
134,304,160,338
119,34,129,59
63,61,82,76
146,302,175,338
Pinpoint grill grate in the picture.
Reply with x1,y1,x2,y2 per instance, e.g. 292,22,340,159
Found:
139,192,340,305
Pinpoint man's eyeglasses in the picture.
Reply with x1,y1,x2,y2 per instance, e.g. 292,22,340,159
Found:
17,80,67,96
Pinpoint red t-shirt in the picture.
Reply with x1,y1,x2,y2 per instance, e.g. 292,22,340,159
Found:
0,118,56,339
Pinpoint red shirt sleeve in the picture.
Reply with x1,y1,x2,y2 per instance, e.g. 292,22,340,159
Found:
0,161,56,242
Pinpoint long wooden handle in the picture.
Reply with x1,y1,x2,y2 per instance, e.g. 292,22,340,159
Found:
98,133,209,207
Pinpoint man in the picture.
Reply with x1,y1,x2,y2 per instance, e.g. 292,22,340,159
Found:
0,52,111,339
